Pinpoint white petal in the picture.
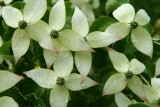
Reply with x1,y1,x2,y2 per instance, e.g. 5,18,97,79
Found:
151,78,160,97
108,48,129,73
24,68,57,88
144,85,159,103
65,73,98,91
27,20,56,52
0,36,3,47
92,0,100,9
3,0,12,4
50,85,69,107
43,49,58,68
127,76,146,99
2,6,23,28
23,0,47,23
0,96,18,107
135,9,150,26
115,92,132,107
59,29,93,51
49,0,66,31
129,59,145,74
131,27,153,57
52,39,68,52
0,70,23,93
103,73,127,95
86,31,121,48
113,4,135,23
155,58,160,76
12,29,30,63
75,51,92,77
54,51,73,77
72,7,89,37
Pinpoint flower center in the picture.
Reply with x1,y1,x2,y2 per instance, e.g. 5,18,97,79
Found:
125,72,133,79
0,1,5,7
18,20,27,29
130,21,138,29
50,30,59,39
157,98,160,105
56,77,65,86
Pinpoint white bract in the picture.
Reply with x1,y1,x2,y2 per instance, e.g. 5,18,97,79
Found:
105,4,153,57
24,51,98,107
0,0,12,16
2,0,56,63
103,48,146,100
0,96,19,107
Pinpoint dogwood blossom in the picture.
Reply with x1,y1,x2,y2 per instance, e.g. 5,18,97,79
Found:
24,51,98,107
103,48,146,99
2,0,56,63
0,0,12,16
105,4,153,57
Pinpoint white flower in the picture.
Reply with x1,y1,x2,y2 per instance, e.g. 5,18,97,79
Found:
105,4,153,57
0,0,12,16
103,48,146,100
24,51,98,107
2,0,56,63
0,96,19,107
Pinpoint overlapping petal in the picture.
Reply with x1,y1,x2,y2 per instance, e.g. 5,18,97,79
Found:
155,58,160,76
0,96,19,107
151,78,160,97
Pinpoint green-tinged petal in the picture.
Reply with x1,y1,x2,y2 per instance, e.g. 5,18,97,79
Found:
3,0,12,4
92,0,100,9
103,73,127,95
155,58,160,76
128,76,145,100
24,68,57,88
129,59,145,74
144,85,159,103
49,0,65,31
27,20,56,52
59,29,93,51
0,70,23,93
54,51,73,77
52,39,68,52
12,29,30,63
0,36,2,47
23,0,47,23
115,92,133,107
65,73,98,91
86,31,121,48
0,96,18,107
144,102,159,107
2,6,23,28
72,7,89,37
75,51,92,77
113,4,135,23
50,85,69,107
105,22,130,38
131,27,153,58
108,48,129,73
135,9,150,26
43,49,57,68
151,78,160,97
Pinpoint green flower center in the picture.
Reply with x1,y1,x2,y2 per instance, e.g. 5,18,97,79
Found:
50,30,59,39
157,98,160,105
130,21,138,29
0,1,5,7
56,77,65,86
125,72,133,79
18,20,27,29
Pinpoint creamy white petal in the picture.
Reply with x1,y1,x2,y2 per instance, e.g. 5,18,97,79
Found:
65,73,98,91
129,59,145,74
23,0,47,23
54,51,73,77
0,36,2,47
50,85,69,107
113,4,135,23
52,39,68,52
12,29,30,63
115,92,132,107
0,96,18,107
103,73,127,95
105,22,130,38
108,48,129,73
2,6,23,28
59,29,93,51
24,68,57,88
49,0,66,31
3,0,12,4
43,49,58,68
151,78,160,97
155,58,160,76
131,27,153,57
135,9,150,26
75,51,92,77
86,31,121,48
127,76,146,99
72,7,89,37
0,70,23,93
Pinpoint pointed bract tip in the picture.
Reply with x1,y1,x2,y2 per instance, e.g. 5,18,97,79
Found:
19,76,24,80
89,48,96,53
94,82,99,86
23,71,27,75
143,97,148,102
102,92,107,96
106,47,112,51
14,57,19,65
80,75,87,83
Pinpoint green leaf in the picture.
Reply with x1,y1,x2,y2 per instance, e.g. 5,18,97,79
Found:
0,41,11,55
128,103,149,107
143,23,154,35
12,1,25,10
